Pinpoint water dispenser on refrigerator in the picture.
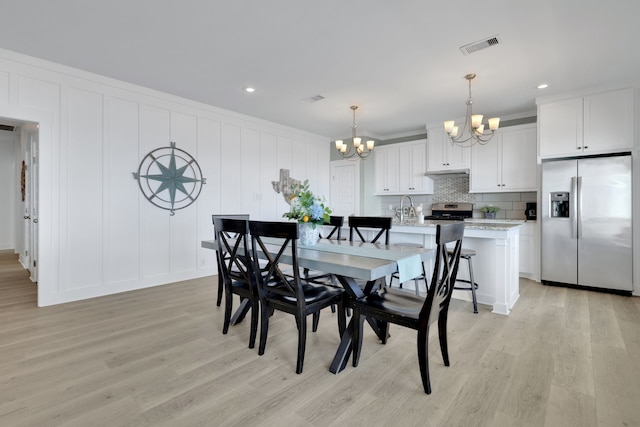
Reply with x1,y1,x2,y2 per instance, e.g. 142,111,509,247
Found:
550,192,570,218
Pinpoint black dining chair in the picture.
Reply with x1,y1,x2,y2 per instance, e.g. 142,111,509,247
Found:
213,216,259,349
347,216,393,296
303,215,344,285
350,222,465,394
212,214,250,307
348,216,392,244
249,220,347,374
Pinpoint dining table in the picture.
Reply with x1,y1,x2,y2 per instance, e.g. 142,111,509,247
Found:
201,236,434,374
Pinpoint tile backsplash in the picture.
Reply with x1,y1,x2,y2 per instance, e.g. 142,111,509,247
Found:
379,176,536,220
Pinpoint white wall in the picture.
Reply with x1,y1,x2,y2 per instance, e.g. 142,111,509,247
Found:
0,48,330,306
0,132,16,249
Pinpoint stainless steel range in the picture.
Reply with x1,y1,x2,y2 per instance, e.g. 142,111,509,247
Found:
426,202,473,220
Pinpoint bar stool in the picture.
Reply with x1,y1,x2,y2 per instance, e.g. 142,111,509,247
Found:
389,242,428,295
449,248,478,313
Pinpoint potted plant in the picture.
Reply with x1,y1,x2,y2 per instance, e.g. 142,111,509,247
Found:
283,179,332,245
480,205,500,219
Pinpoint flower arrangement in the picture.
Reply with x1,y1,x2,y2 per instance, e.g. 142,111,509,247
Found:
480,205,500,213
282,179,332,228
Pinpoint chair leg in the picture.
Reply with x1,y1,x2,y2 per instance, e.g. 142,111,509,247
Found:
248,300,258,349
312,311,320,332
296,315,307,374
417,327,432,394
438,311,450,366
222,289,233,335
381,321,390,345
258,303,270,356
216,273,224,307
468,257,478,314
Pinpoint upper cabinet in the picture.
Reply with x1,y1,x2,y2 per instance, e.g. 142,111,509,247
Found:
470,123,537,193
374,139,434,195
374,144,400,194
426,126,470,173
538,88,635,158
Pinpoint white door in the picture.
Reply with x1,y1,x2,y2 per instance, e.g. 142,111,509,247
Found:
330,160,360,217
23,140,31,269
29,129,39,282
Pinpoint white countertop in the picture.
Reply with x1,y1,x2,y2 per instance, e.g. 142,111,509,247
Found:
391,218,526,231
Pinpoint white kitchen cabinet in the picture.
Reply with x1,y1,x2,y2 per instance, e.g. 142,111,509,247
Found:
519,221,538,280
399,139,431,193
374,144,400,194
374,140,433,195
539,88,634,158
470,123,537,193
426,126,470,173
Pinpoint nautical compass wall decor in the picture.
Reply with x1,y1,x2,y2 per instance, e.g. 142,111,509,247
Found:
133,141,206,215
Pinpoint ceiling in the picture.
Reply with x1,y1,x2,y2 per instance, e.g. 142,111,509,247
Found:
1,0,639,140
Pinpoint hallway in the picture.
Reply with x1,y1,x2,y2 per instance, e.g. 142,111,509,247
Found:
0,250,36,310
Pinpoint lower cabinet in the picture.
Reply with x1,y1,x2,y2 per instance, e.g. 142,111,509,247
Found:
519,221,539,280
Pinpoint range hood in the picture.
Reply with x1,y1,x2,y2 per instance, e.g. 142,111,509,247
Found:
424,169,470,178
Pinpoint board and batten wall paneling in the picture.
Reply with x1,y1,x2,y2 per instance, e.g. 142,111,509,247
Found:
240,127,261,217
259,132,278,221
65,88,104,290
0,70,8,104
276,136,294,216
220,123,242,213
0,48,333,306
169,111,198,274
107,97,140,285
19,76,61,112
140,105,171,279
196,117,221,270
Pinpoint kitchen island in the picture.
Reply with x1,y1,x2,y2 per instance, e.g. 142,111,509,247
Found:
386,219,524,315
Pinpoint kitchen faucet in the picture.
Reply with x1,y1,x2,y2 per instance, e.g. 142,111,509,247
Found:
399,195,413,223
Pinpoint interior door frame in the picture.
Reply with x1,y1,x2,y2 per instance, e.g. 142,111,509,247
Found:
0,105,51,307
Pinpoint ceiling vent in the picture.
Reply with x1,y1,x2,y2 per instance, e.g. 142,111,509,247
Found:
459,35,501,55
0,124,15,132
303,94,325,103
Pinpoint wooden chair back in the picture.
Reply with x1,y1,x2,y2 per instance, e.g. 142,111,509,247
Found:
321,215,344,240
348,216,392,244
422,222,465,326
248,220,302,303
213,217,252,287
211,214,250,306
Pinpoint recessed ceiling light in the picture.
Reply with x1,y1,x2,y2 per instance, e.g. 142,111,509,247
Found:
243,87,256,93
537,83,548,89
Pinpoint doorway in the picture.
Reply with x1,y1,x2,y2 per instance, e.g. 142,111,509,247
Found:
0,118,39,284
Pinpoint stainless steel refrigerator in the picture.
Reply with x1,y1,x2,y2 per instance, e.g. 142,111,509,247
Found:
541,154,632,292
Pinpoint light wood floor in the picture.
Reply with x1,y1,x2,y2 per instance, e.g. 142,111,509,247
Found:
1,250,639,427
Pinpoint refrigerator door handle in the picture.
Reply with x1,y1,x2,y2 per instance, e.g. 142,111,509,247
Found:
576,176,583,239
570,176,578,239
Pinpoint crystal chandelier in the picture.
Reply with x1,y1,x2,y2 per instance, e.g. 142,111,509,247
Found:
444,73,500,146
335,105,374,159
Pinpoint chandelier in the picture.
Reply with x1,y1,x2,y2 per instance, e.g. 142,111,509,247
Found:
335,105,374,159
444,73,500,146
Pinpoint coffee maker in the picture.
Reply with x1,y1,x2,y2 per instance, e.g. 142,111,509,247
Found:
525,202,537,220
